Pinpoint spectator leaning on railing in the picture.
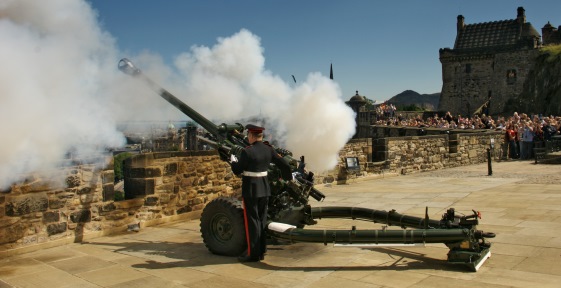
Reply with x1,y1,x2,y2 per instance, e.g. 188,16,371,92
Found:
370,110,560,141
520,121,535,160
505,123,519,159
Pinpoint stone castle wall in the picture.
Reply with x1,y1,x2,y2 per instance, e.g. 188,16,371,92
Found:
439,48,539,115
0,161,115,257
0,151,240,258
381,132,504,175
329,138,375,183
0,133,503,256
121,151,241,213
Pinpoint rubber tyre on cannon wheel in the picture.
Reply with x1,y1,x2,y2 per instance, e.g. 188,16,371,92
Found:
200,197,246,256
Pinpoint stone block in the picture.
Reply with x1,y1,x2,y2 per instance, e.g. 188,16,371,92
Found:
158,183,174,193
5,194,49,216
128,168,146,178
66,175,81,188
104,212,128,221
146,167,162,177
177,205,192,214
49,198,66,209
101,170,115,184
47,222,67,236
70,209,91,223
125,178,155,199
102,183,115,202
181,177,196,188
0,220,28,244
77,186,92,195
101,202,116,212
128,167,162,178
125,153,154,168
164,163,178,176
145,196,159,206
155,177,164,186
43,211,60,223
159,193,171,204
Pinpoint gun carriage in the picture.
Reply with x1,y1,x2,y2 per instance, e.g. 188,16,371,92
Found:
118,58,495,271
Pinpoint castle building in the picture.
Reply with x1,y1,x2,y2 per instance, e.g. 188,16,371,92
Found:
438,7,541,116
542,21,561,45
345,90,369,138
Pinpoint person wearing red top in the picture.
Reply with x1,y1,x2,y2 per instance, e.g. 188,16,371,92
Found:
505,124,518,159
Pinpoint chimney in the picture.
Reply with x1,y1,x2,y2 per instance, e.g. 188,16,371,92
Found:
457,15,465,33
517,7,526,24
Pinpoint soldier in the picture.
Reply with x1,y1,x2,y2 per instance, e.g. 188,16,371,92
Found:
230,124,292,262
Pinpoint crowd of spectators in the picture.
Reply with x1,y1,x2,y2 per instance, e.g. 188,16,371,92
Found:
373,111,561,160
375,103,398,119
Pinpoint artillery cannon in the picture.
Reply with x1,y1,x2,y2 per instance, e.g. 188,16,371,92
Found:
118,58,494,271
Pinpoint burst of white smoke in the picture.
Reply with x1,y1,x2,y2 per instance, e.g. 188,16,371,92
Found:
0,0,126,189
285,74,356,170
172,29,356,171
0,0,355,190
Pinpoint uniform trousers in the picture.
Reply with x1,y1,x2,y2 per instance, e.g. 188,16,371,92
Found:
242,196,269,258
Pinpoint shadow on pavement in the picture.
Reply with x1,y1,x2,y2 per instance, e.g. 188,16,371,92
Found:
83,239,469,273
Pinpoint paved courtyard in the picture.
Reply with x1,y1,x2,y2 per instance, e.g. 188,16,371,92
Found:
1,160,560,287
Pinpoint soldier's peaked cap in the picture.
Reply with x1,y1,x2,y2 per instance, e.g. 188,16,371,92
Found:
246,124,264,133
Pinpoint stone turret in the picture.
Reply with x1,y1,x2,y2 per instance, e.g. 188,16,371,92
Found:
457,15,465,33
542,21,561,45
346,91,367,113
346,91,368,139
516,7,526,24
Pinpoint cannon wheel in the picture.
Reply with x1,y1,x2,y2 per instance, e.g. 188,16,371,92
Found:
200,197,246,256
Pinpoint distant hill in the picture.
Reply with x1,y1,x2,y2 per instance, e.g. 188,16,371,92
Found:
386,90,440,111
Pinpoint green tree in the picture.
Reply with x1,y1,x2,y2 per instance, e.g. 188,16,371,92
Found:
364,97,377,110
113,152,133,182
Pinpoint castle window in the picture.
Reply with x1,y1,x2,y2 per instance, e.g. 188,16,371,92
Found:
465,64,472,73
506,69,517,84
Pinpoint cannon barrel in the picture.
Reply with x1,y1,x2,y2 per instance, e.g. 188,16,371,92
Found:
118,58,221,136
311,206,441,229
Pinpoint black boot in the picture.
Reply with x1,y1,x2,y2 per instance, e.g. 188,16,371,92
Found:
238,255,260,262
238,251,260,262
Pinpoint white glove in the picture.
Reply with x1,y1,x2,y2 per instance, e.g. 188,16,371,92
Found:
230,154,238,162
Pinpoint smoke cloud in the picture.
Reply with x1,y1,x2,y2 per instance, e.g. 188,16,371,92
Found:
0,0,127,189
172,30,356,171
0,0,355,189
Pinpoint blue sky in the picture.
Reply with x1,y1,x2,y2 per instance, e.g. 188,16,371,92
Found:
88,0,561,102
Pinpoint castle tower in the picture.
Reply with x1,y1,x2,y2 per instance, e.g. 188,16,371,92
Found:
438,7,541,115
346,91,368,139
542,22,561,45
